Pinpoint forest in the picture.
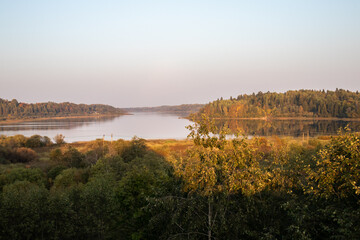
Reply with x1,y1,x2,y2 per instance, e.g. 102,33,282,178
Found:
0,117,359,239
196,89,360,119
0,98,125,121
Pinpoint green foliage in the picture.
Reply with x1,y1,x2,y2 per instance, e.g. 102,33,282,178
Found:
52,168,88,189
79,176,118,239
108,139,128,156
0,130,359,239
0,134,51,149
46,187,78,239
308,130,360,199
49,147,87,168
49,148,63,163
0,135,26,148
47,165,67,182
84,139,109,164
0,167,46,190
122,137,148,163
174,115,266,196
0,181,49,239
62,147,86,168
116,159,171,239
170,116,269,239
90,155,128,180
25,134,51,148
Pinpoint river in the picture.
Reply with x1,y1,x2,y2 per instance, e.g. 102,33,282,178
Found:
1,112,360,142
0,112,191,142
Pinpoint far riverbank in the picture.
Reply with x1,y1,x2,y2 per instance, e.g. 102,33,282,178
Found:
0,113,131,125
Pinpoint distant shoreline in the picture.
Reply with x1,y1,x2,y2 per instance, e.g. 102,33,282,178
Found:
0,113,131,125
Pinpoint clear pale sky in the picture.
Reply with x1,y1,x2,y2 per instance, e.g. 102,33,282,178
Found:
0,0,359,107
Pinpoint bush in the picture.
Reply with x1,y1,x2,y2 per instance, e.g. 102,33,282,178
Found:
0,167,46,190
122,137,147,163
25,135,52,148
47,165,67,182
11,147,38,163
63,147,86,168
49,148,63,163
53,168,89,189
0,181,49,239
309,131,360,198
0,145,10,164
0,135,26,148
54,134,66,145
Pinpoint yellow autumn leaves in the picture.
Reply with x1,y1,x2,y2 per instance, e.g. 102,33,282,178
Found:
172,116,360,200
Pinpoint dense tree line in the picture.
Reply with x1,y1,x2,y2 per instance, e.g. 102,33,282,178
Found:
196,89,360,119
0,98,125,120
0,123,359,239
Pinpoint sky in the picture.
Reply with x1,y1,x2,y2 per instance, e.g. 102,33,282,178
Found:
0,0,359,107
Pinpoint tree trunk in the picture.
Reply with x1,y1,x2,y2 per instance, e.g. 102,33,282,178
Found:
208,197,212,240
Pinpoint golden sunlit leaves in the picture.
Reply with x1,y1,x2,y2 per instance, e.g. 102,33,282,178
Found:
172,115,266,197
308,129,360,199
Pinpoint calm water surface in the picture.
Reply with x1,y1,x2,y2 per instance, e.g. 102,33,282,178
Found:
0,113,191,142
1,112,360,142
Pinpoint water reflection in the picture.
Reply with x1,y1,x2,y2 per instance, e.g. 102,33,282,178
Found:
0,116,118,131
214,119,360,137
1,113,360,142
0,113,191,142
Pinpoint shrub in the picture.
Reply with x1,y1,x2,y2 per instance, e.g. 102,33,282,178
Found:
0,135,26,148
63,147,86,168
122,137,147,163
25,135,52,148
53,168,88,189
308,131,360,198
47,165,67,181
12,147,38,163
49,148,63,163
0,167,46,190
54,134,66,145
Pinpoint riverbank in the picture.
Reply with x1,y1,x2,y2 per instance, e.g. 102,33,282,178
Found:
0,113,131,125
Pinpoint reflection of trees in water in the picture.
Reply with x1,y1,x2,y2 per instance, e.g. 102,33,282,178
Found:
213,119,360,137
0,116,119,131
